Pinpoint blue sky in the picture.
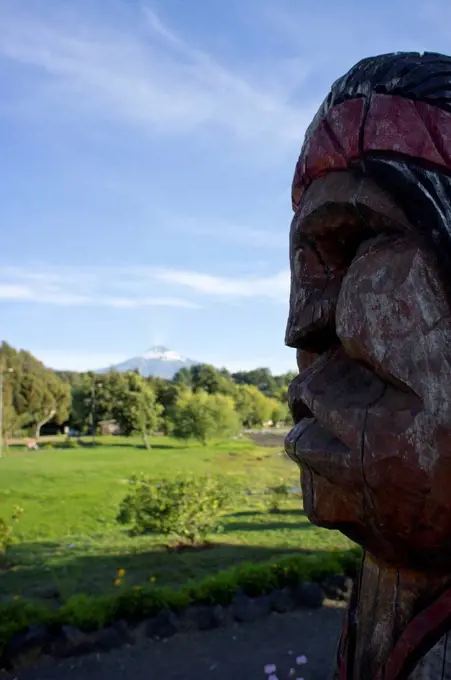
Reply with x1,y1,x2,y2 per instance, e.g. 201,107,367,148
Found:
1,0,450,373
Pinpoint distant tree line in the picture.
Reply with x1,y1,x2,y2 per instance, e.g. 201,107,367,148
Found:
1,342,295,448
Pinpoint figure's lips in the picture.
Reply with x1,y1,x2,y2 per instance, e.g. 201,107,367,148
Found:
286,345,423,489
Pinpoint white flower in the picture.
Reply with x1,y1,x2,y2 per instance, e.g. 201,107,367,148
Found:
264,664,277,674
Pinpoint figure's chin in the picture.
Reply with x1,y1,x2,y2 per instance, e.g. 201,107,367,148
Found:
301,469,368,542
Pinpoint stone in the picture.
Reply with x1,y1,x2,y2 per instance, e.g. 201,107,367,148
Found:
4,624,50,670
146,610,179,639
321,574,353,601
285,51,451,679
50,625,94,658
293,582,324,609
269,588,294,613
231,592,270,623
184,604,226,631
91,626,123,652
112,619,132,643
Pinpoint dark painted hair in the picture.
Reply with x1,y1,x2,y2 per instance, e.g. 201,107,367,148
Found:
302,52,451,294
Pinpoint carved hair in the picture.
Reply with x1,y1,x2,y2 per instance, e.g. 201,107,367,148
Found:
293,52,451,300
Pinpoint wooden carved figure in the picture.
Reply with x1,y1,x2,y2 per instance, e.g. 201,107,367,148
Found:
285,52,451,679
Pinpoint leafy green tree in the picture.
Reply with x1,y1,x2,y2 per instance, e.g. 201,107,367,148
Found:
71,371,162,447
172,366,193,389
234,384,272,428
169,389,240,444
173,364,235,395
147,377,181,433
111,372,162,448
267,398,291,426
231,367,278,396
0,342,71,440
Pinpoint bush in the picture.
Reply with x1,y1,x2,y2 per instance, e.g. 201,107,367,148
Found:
117,475,230,545
0,506,23,565
57,438,78,449
0,547,362,656
266,481,290,513
0,547,362,657
0,520,12,560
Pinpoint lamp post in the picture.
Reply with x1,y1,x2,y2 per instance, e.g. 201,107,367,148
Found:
0,365,14,459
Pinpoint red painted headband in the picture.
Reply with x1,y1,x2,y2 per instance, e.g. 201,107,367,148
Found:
291,93,451,211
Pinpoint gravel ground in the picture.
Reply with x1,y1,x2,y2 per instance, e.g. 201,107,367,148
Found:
6,604,345,680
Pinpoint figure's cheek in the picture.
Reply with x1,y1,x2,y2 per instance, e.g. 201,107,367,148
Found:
362,404,431,538
336,237,451,414
361,408,451,553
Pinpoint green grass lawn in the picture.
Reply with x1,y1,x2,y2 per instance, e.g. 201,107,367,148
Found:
0,435,353,604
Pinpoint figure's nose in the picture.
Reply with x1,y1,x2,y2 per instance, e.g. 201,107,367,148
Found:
284,275,342,354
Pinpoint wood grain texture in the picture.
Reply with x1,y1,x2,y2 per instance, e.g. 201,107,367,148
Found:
286,53,451,679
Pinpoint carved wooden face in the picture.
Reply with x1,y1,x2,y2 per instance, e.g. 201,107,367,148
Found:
285,171,451,569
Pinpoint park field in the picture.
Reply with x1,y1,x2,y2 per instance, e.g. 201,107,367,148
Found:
0,435,353,605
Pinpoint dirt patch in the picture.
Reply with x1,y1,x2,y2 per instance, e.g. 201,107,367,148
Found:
247,431,289,448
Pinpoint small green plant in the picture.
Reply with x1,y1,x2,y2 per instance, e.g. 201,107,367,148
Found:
117,474,230,546
0,547,362,655
266,481,290,513
0,505,24,565
57,438,78,449
0,520,12,559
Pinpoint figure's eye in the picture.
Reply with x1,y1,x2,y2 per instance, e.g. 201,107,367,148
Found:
293,243,325,279
294,246,305,279
315,225,375,273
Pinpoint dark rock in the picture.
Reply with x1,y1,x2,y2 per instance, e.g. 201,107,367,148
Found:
91,627,123,652
212,603,227,627
185,604,226,631
50,625,95,658
322,574,353,601
269,588,295,613
112,619,133,643
231,592,271,623
294,582,325,609
146,610,179,639
4,624,51,670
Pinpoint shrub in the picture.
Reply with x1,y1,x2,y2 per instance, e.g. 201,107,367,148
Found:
0,520,12,560
57,438,78,449
0,547,362,656
266,481,290,513
117,475,229,545
0,506,24,565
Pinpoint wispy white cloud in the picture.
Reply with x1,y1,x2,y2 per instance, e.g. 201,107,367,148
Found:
0,264,289,307
0,2,315,145
0,267,199,309
153,267,289,301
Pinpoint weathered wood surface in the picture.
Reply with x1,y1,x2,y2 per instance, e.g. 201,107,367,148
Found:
285,52,451,679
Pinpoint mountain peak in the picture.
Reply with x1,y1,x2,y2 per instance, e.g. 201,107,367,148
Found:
97,346,198,379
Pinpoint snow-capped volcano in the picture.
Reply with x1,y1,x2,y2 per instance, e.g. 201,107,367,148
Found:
97,346,199,379
141,346,188,362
